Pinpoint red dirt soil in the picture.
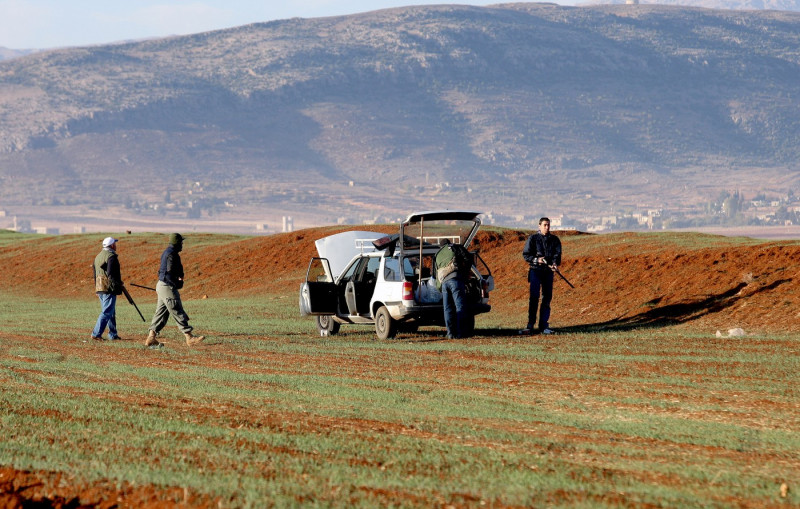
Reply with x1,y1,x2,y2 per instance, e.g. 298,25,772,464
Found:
1,226,798,507
4,226,796,332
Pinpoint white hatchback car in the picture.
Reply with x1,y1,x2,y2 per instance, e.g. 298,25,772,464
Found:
299,210,494,339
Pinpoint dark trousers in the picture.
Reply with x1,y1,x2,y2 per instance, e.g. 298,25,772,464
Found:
442,277,467,338
528,268,554,330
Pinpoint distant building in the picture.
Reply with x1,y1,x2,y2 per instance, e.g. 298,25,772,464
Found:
282,216,294,233
12,216,31,233
34,226,59,234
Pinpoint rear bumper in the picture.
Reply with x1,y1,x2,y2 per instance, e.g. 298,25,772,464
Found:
386,301,491,322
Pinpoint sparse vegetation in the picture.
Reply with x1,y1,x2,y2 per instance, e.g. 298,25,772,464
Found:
2,4,800,229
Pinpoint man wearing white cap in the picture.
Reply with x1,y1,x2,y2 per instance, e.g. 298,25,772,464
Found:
91,236,123,341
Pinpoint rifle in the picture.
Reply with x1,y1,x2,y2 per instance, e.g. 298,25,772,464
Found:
121,284,146,322
130,283,156,291
530,259,576,289
550,265,575,288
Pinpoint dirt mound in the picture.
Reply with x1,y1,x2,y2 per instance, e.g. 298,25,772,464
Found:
1,228,799,333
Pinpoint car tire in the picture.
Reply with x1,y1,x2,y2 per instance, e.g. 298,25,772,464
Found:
375,306,397,340
316,315,340,336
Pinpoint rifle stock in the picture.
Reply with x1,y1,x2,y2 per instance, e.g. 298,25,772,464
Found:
121,285,146,322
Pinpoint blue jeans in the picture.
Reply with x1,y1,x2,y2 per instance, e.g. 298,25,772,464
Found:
528,268,554,330
92,293,118,339
442,277,467,338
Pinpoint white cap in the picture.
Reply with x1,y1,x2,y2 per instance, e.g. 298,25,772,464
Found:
102,237,118,247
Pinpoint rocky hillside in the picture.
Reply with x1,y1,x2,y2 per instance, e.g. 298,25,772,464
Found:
589,0,800,10
1,3,800,222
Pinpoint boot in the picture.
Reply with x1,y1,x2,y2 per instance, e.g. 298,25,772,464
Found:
185,331,205,346
144,329,162,348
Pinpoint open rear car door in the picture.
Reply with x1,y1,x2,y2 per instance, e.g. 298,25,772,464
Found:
299,257,338,316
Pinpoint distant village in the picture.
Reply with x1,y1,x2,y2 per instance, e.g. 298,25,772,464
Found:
3,189,799,235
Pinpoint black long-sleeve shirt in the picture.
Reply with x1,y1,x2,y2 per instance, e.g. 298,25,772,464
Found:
158,245,184,288
522,232,562,268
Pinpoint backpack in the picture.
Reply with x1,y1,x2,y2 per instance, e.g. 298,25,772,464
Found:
450,243,472,273
435,244,473,289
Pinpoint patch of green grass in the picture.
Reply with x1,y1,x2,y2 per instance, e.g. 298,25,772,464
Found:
0,292,797,507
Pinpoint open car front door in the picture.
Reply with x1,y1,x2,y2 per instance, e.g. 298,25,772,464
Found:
299,257,338,316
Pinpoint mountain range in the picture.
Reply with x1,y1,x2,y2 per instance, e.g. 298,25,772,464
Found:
1,2,800,230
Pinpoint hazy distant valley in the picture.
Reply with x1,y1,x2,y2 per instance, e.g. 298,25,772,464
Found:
1,3,800,233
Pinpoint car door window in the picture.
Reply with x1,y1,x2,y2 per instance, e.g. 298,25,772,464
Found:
339,258,362,282
364,257,380,283
384,257,401,281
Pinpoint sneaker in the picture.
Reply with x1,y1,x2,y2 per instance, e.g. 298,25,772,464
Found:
518,326,534,335
541,328,555,335
91,335,103,341
108,336,122,341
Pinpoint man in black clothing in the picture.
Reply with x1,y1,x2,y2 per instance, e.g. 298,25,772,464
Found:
521,217,562,335
144,233,205,348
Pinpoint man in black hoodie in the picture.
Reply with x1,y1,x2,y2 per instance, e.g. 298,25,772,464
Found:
145,233,205,348
521,217,562,335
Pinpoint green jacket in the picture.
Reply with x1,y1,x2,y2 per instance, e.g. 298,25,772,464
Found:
94,248,122,295
434,244,470,289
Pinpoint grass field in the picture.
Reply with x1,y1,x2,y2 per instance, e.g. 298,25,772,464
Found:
1,228,799,507
1,288,798,507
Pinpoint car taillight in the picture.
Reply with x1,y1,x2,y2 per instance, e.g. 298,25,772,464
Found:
482,280,489,298
403,281,414,300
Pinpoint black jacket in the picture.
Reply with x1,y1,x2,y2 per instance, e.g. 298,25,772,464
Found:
523,232,562,269
158,245,184,288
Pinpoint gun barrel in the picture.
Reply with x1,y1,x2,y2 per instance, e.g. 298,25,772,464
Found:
553,268,575,288
130,283,156,291
122,285,146,322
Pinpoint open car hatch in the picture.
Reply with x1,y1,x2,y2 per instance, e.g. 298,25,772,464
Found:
399,210,482,253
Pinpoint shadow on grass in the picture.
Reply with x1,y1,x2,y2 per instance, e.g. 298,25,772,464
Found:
440,279,791,338
555,279,791,334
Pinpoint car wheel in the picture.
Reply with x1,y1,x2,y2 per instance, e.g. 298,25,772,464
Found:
316,315,340,336
375,306,397,340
